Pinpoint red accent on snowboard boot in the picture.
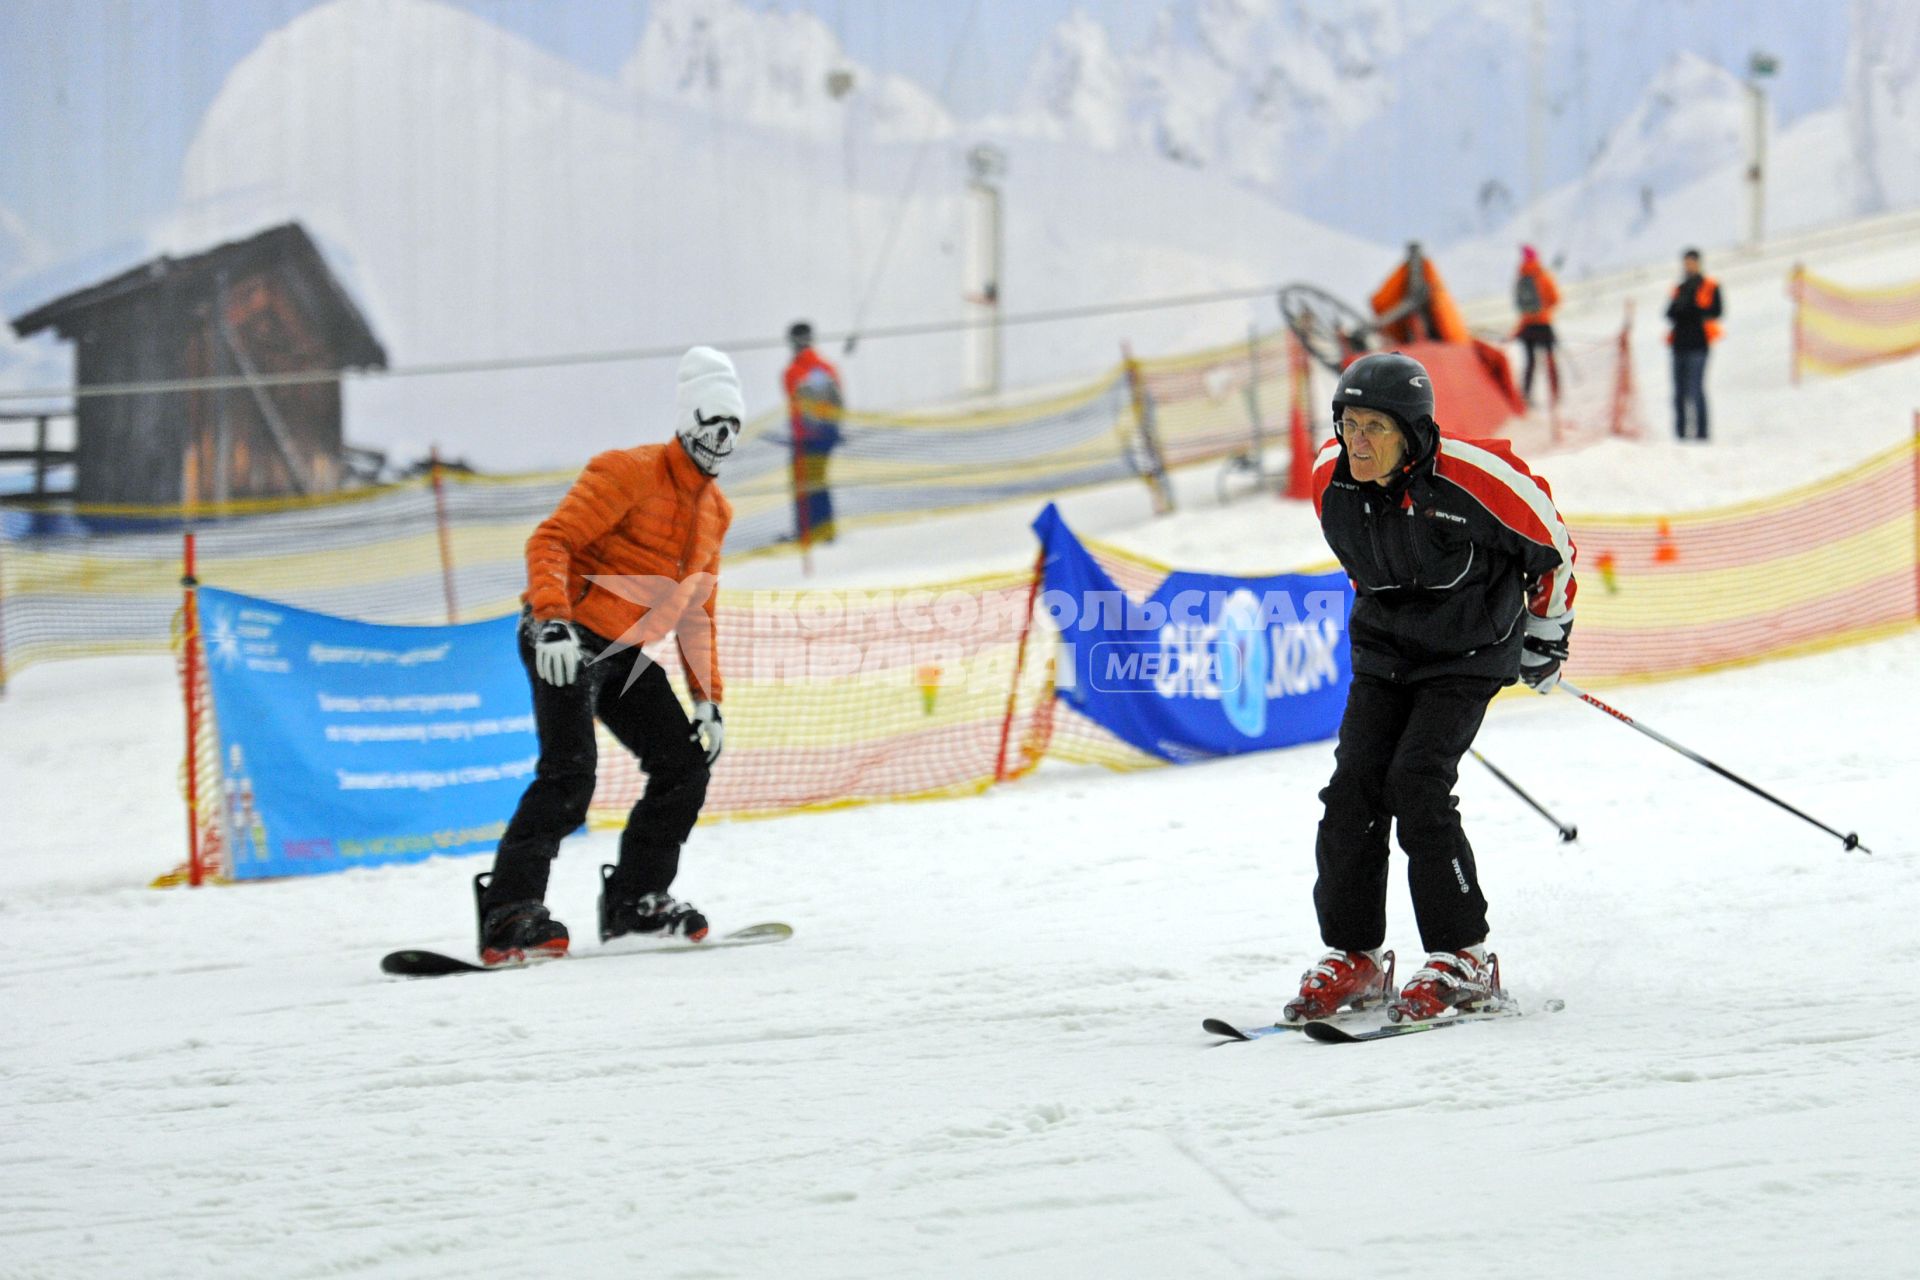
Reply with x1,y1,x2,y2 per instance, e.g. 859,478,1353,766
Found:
478,901,571,968
1282,948,1395,1022
479,934,570,968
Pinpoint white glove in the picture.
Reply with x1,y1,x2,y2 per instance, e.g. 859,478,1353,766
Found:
691,700,724,766
1519,610,1573,694
533,619,582,687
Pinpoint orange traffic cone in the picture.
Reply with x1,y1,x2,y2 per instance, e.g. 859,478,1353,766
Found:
1653,520,1679,564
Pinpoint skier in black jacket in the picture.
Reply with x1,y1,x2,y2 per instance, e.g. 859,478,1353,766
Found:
1284,351,1576,1024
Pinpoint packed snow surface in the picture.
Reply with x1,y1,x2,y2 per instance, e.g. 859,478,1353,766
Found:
3,637,1916,1278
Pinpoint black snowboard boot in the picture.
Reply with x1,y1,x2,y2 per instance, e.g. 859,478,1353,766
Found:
473,872,570,966
597,864,709,944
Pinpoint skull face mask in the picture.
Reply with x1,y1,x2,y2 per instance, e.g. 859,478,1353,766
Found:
673,346,747,476
679,408,739,475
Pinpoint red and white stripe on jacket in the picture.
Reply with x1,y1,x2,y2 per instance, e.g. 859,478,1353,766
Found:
1434,436,1576,618
1311,435,1576,619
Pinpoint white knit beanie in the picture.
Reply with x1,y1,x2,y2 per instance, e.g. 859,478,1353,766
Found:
675,345,746,439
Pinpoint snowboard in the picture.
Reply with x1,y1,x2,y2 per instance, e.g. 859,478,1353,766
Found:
381,922,792,978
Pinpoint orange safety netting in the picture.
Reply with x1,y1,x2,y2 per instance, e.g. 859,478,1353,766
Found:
1565,435,1919,682
1792,266,1920,380
159,433,1919,884
587,568,1059,824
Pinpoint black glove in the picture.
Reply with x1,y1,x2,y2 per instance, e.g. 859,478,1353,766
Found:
1520,611,1572,693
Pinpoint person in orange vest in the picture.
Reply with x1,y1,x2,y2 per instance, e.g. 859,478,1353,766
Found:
1513,245,1561,407
472,346,740,966
1369,241,1471,346
782,321,844,544
1665,247,1724,441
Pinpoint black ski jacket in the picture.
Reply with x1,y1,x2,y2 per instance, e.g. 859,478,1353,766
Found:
1312,432,1576,684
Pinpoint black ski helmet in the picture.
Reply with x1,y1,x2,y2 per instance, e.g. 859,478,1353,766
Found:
1331,351,1436,452
788,320,814,349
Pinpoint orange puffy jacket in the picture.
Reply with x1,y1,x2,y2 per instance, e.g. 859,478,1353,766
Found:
524,441,733,701
1370,258,1471,345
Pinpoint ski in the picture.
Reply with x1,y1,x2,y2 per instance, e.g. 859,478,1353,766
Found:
1301,997,1563,1044
380,922,793,978
1202,1006,1383,1042
1202,1017,1303,1042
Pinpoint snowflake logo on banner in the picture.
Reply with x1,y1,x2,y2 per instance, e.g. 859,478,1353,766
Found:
1214,589,1270,739
206,608,241,669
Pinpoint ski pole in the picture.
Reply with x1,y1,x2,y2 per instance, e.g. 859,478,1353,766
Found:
1558,680,1869,854
1470,749,1577,842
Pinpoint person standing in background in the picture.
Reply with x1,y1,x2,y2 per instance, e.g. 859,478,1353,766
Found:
783,321,845,546
1513,246,1561,408
1666,248,1724,441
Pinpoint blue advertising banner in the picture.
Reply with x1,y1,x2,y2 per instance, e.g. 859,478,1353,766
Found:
1031,503,1353,763
196,587,534,879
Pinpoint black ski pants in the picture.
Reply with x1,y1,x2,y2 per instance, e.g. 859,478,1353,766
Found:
1518,323,1559,405
483,613,710,909
1673,348,1710,440
1313,672,1502,956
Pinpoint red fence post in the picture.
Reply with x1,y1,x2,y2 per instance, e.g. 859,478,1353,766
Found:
995,549,1047,784
1610,300,1637,438
1285,332,1315,500
430,445,459,624
180,531,204,887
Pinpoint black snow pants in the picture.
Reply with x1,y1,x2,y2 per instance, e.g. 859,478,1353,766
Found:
1313,672,1502,956
482,612,710,910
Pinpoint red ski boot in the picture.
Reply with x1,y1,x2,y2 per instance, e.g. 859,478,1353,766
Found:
1390,949,1503,1022
1282,949,1395,1022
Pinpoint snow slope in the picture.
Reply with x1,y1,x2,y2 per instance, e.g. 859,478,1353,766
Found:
3,634,1915,1278
4,87,1920,1280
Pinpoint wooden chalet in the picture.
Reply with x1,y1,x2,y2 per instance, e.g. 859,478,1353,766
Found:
8,223,387,505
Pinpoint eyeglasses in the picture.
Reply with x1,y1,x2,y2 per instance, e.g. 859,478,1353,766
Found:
1339,418,1400,441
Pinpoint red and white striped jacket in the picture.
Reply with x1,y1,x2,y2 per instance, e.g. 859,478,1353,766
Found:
1313,432,1576,683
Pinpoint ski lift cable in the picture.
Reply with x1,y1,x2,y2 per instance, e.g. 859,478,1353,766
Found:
0,279,1293,404
841,0,983,356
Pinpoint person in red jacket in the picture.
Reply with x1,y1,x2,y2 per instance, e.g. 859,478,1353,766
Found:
473,346,740,966
1513,245,1561,407
782,321,844,545
1285,351,1575,1025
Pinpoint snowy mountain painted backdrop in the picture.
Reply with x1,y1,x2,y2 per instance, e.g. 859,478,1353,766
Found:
2,0,1915,470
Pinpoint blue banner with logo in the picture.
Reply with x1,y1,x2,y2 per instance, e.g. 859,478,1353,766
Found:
196,587,534,879
1032,504,1353,763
